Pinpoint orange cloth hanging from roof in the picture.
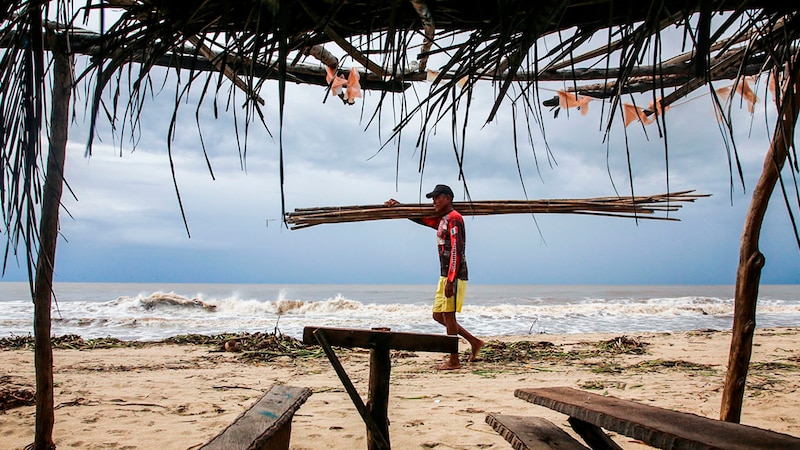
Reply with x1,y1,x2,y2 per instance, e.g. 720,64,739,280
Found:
736,77,758,112
623,103,655,127
622,97,666,128
325,66,348,97
648,97,669,116
557,90,591,115
346,67,362,104
715,76,759,113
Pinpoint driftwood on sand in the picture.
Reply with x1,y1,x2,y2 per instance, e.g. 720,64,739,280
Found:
285,190,709,230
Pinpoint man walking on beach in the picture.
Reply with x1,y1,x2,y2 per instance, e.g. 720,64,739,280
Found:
386,184,484,370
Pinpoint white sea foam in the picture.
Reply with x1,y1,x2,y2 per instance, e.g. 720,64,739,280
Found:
1,283,798,341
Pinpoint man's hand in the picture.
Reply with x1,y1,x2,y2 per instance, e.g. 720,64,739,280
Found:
445,280,455,298
384,198,400,207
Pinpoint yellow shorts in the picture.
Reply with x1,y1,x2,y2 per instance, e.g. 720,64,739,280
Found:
433,277,467,313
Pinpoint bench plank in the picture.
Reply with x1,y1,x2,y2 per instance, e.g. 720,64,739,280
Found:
302,326,458,353
201,385,312,450
486,414,590,450
515,386,800,450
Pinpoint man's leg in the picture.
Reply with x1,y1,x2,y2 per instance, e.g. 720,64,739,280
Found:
437,311,484,363
461,324,484,362
450,279,484,362
432,278,484,368
439,312,461,369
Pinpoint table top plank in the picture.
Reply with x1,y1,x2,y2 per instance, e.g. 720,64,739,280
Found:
303,326,458,353
201,385,311,450
486,414,590,450
515,386,800,450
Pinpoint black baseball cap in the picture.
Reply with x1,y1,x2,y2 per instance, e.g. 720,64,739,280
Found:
426,184,454,198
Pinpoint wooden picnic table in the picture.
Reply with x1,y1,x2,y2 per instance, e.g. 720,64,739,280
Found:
503,386,800,450
302,326,458,450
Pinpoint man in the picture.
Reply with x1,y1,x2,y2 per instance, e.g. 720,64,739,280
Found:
386,184,484,370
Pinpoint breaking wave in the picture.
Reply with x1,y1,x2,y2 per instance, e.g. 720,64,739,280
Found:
2,284,798,341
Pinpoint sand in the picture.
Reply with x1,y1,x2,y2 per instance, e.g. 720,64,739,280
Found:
1,328,799,449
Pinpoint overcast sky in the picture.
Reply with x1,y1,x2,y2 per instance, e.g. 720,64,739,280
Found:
3,47,799,285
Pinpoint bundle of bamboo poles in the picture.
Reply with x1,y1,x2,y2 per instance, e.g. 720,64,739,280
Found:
285,190,710,230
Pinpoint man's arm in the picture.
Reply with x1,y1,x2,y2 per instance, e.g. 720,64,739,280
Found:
447,223,460,283
441,215,459,298
384,198,438,229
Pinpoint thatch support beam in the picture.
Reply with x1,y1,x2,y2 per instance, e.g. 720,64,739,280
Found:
543,60,762,84
539,18,793,104
1,26,411,92
539,53,766,104
304,44,339,69
720,60,800,423
296,0,388,78
410,0,435,71
188,36,265,105
153,53,408,91
545,11,685,72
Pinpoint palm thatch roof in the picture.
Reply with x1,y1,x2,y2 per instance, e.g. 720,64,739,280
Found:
2,1,793,218
48,1,800,112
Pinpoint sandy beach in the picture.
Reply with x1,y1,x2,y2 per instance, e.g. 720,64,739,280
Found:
2,328,799,449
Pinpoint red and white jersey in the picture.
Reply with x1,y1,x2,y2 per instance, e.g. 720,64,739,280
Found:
416,209,468,282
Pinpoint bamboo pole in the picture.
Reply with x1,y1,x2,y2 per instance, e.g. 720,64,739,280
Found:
720,62,800,423
285,191,709,229
33,32,72,450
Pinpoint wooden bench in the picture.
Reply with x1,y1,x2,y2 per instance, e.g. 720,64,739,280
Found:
303,326,458,450
486,414,589,450
508,386,800,450
200,384,312,450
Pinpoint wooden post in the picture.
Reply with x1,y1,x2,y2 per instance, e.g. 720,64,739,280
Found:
33,32,72,450
567,417,624,450
720,62,800,423
367,340,392,450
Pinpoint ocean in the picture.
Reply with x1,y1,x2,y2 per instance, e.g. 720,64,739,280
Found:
1,283,798,341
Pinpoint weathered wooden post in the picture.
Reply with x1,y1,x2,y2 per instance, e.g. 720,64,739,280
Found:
367,334,392,450
32,30,73,450
720,62,800,423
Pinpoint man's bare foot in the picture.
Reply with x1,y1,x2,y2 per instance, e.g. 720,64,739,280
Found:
469,339,485,362
437,361,461,370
